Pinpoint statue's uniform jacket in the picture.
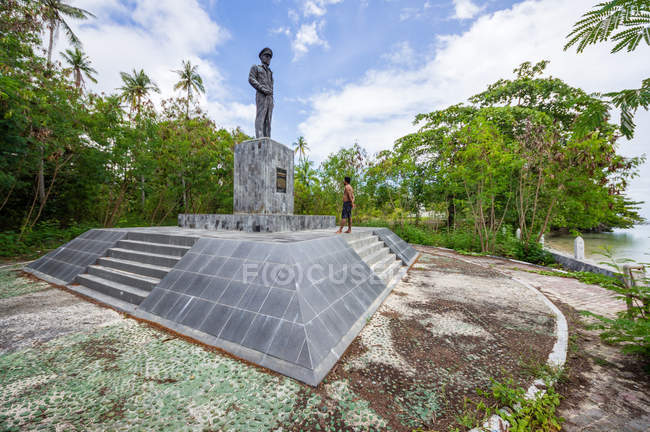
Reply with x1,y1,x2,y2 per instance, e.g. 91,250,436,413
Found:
248,64,274,138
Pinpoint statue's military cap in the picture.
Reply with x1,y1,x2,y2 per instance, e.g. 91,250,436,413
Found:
258,47,273,59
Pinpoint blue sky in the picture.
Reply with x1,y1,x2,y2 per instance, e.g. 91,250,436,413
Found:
67,0,648,217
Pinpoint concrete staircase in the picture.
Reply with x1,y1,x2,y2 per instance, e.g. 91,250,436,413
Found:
346,232,403,284
70,233,196,311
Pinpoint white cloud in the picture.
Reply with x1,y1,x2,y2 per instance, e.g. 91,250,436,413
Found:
298,0,648,215
292,21,329,60
452,0,484,20
302,0,343,17
303,1,327,17
61,0,253,130
279,0,342,59
381,41,416,66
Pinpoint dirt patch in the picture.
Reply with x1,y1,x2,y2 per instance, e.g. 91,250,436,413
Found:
554,300,650,432
299,251,558,432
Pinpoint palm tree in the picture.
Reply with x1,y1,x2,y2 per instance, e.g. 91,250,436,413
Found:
61,47,97,89
173,60,205,118
118,69,160,115
292,136,310,162
40,0,95,66
296,159,319,188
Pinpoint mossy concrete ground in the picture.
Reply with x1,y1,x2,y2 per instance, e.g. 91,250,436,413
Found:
0,250,558,431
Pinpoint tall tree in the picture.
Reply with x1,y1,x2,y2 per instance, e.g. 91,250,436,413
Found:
37,0,93,204
39,0,94,66
565,0,650,139
61,47,97,89
173,60,205,118
292,136,310,162
118,69,160,115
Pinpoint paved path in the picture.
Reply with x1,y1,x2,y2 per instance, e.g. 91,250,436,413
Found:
420,246,649,432
428,247,626,318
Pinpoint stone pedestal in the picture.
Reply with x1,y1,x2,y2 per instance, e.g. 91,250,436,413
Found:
234,138,294,214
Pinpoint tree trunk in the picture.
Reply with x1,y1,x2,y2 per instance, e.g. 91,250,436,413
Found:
181,175,187,211
47,25,54,66
38,146,45,202
446,194,455,230
141,175,145,210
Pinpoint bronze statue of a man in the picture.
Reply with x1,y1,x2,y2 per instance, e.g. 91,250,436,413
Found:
248,47,274,138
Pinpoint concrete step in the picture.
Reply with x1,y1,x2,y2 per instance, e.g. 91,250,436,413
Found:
126,232,197,247
379,260,403,283
107,248,180,268
87,265,159,291
346,233,376,246
75,273,149,305
116,239,191,257
366,247,390,268
372,252,398,274
67,283,138,315
97,257,171,279
355,241,384,260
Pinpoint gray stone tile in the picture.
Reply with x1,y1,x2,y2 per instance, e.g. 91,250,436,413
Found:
169,272,199,294
186,254,212,273
150,291,181,316
351,284,373,308
184,274,213,297
296,340,312,369
198,277,229,302
176,253,200,271
219,309,255,344
200,239,225,256
331,299,357,329
157,270,183,289
237,284,270,313
199,304,234,337
179,299,214,328
231,241,254,259
163,294,193,321
259,288,293,318
216,258,243,280
241,314,281,353
301,283,329,315
138,288,165,310
282,294,301,322
201,256,227,276
247,243,273,262
342,291,365,320
266,320,305,362
319,306,347,340
218,280,249,307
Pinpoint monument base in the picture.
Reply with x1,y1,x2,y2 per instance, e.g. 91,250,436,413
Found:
178,213,335,232
24,226,419,386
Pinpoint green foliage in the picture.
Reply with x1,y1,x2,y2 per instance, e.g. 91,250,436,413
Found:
565,1,650,138
564,0,650,54
582,250,650,358
488,378,563,432
455,375,564,431
513,241,555,266
0,221,94,258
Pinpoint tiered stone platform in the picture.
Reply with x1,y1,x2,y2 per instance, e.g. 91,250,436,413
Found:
25,227,418,386
178,213,335,232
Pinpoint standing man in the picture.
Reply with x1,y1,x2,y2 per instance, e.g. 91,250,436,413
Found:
248,47,274,138
336,176,355,234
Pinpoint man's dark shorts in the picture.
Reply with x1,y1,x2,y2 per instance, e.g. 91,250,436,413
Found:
341,201,352,219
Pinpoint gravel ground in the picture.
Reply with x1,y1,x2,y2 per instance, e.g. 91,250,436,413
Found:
0,249,558,431
428,247,650,432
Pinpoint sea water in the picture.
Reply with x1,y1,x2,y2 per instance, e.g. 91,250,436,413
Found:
546,224,650,265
